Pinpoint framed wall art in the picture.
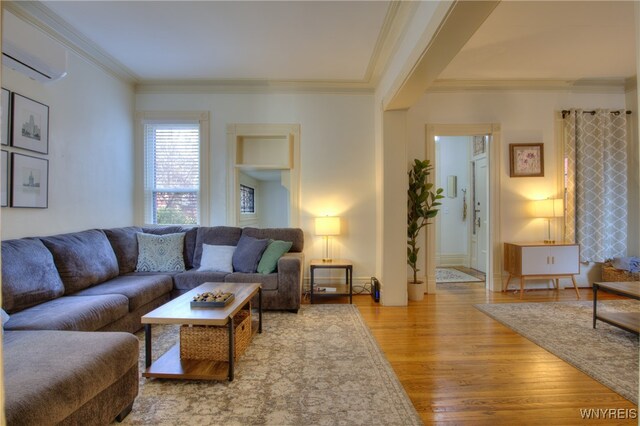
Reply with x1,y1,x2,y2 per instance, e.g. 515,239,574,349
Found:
1,150,8,207
509,143,544,177
11,153,48,208
473,135,486,156
2,88,10,146
11,93,49,154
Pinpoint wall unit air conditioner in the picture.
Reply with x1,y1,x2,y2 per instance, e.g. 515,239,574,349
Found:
2,11,68,82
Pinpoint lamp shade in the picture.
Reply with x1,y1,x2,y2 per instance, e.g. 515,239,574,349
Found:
533,198,564,218
315,216,341,236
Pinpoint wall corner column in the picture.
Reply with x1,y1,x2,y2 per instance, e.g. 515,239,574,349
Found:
376,109,408,306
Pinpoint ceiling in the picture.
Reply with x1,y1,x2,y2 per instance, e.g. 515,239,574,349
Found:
41,0,392,83
25,1,639,88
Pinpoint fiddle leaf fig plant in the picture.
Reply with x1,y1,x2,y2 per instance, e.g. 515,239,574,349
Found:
407,159,444,284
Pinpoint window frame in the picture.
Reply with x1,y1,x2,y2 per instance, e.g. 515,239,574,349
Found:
239,183,256,215
135,111,210,227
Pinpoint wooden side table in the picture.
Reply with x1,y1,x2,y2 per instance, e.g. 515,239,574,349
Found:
310,259,353,304
503,242,581,299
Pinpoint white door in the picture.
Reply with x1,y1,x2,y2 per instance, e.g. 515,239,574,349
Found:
473,157,488,273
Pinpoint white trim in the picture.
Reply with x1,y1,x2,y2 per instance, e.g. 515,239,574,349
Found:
427,79,629,94
425,123,502,294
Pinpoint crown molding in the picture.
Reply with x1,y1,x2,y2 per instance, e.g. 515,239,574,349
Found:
427,78,631,94
365,1,419,86
3,1,139,84
135,79,375,95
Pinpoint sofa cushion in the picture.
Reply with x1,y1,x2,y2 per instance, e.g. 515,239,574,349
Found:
142,226,198,269
4,330,138,426
233,235,269,273
173,270,229,292
241,227,304,252
103,226,143,274
225,272,279,291
136,232,186,272
199,244,235,273
193,226,242,268
74,274,173,312
257,240,293,274
3,295,129,331
1,238,66,313
41,230,119,294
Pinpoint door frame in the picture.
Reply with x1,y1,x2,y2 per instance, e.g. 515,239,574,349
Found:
425,123,502,294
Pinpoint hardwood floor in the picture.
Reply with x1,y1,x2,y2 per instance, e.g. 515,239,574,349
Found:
348,286,637,425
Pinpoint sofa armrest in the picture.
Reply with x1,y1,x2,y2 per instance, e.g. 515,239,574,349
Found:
276,253,304,311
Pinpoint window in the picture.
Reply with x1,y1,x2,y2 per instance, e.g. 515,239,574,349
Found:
240,184,255,214
143,121,201,225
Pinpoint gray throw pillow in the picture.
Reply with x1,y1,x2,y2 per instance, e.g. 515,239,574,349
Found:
1,309,10,327
136,232,186,272
232,235,269,273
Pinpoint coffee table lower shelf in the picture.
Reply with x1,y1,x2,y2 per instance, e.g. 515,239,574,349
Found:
143,344,229,380
143,319,260,381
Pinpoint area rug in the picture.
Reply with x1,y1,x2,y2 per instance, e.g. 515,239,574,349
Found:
436,267,482,283
475,300,639,404
122,305,421,425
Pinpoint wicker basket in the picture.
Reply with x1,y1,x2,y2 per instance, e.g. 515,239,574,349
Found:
180,309,252,361
602,264,640,282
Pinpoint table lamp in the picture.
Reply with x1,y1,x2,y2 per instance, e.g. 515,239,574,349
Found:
315,216,341,262
533,198,563,244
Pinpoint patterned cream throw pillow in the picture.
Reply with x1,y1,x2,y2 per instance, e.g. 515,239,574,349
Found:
136,232,186,272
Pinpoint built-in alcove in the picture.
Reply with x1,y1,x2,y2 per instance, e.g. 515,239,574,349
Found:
227,124,300,227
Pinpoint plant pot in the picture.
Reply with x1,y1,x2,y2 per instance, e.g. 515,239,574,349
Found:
407,281,426,301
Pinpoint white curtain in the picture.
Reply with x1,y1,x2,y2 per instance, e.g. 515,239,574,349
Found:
564,109,628,262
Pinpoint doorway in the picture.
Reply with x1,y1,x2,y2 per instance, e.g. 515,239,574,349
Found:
227,124,300,227
434,135,489,285
425,124,502,294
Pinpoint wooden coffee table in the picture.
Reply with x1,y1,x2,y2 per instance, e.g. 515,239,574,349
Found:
592,281,639,334
141,282,262,381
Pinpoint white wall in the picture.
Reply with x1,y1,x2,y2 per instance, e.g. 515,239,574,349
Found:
135,92,377,283
259,180,289,228
408,90,628,285
2,51,135,239
436,136,471,265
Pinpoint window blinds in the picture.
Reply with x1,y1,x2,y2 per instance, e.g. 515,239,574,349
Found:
143,121,200,225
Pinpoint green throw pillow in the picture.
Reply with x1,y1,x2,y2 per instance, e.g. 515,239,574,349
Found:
257,240,293,274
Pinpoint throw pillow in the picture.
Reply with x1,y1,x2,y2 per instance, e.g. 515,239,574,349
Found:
199,244,236,273
257,240,293,274
232,235,269,273
1,309,10,327
136,232,186,272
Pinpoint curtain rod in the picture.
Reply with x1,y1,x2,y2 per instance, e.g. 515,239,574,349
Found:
561,110,632,119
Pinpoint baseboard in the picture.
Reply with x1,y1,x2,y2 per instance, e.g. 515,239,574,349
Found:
437,254,469,267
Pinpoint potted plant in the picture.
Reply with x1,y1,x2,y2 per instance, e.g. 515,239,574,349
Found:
407,159,444,301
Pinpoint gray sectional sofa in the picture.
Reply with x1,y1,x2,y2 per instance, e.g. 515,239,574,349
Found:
2,225,304,425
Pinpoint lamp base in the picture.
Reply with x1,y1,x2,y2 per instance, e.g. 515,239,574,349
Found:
543,239,556,244
321,258,333,263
